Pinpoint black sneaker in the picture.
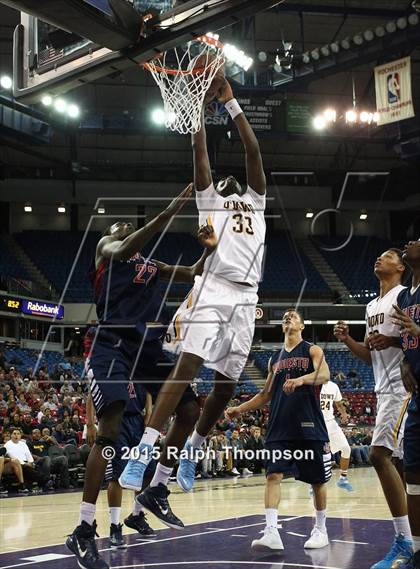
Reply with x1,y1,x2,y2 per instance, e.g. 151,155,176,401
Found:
66,520,109,569
0,484,8,496
414,551,420,569
18,485,29,495
137,484,184,530
124,512,156,537
109,523,125,549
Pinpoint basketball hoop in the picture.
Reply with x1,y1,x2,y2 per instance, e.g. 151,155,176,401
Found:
143,34,225,134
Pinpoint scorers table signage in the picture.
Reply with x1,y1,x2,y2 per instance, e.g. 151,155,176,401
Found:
0,295,64,320
206,98,284,132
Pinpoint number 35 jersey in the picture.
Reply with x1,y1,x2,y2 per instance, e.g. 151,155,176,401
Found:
196,183,266,288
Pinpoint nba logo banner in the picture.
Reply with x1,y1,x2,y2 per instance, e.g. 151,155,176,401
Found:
374,56,415,125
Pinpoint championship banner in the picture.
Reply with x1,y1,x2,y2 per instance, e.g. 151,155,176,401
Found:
374,56,415,126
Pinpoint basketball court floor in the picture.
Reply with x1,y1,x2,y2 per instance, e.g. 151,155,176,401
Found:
0,468,396,569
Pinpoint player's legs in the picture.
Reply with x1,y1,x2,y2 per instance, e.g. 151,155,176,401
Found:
119,351,203,492
107,481,125,549
176,372,235,492
400,400,420,569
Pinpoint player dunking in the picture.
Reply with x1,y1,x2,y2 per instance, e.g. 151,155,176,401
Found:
392,239,420,569
334,248,412,569
119,80,266,522
320,380,354,491
226,309,331,551
66,185,218,569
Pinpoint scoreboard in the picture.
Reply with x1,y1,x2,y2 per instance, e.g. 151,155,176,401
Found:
0,295,64,320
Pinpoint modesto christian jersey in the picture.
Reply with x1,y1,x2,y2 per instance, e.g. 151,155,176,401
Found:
320,381,342,422
195,183,266,288
365,284,406,396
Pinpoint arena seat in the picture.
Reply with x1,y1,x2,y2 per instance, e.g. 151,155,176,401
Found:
0,235,31,281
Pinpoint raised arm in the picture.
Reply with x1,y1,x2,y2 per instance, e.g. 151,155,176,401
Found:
97,183,193,263
334,321,372,365
218,80,266,195
192,111,212,191
155,223,217,283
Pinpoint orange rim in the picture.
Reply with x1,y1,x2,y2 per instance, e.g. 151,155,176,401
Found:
142,34,224,76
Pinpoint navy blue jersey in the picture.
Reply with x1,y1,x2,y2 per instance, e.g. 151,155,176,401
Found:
266,340,328,443
92,252,168,340
397,286,420,382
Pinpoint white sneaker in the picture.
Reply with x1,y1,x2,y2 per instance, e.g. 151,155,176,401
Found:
242,468,253,476
251,527,284,551
231,468,240,476
304,527,329,549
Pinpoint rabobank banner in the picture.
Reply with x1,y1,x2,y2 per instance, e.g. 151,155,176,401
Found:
21,300,64,320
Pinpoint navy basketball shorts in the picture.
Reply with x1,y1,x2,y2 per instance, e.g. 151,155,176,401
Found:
403,395,420,473
105,413,156,483
265,440,332,485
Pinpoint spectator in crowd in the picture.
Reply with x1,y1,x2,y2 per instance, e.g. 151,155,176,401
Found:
0,436,28,495
43,394,58,412
347,369,362,389
32,428,70,489
4,428,50,491
17,393,30,414
21,414,37,437
0,392,7,412
364,402,373,417
27,429,54,487
348,427,370,466
333,371,346,385
229,429,252,476
244,426,265,474
39,408,56,431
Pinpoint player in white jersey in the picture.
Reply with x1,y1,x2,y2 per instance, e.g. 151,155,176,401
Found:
119,79,266,524
334,248,412,569
320,381,353,491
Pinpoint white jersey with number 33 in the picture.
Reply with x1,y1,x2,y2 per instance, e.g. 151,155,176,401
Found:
196,183,266,288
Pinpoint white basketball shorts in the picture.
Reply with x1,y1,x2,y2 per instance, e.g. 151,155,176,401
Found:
372,392,409,459
164,272,258,381
325,419,351,458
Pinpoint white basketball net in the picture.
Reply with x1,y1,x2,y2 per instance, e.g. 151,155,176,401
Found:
144,35,225,134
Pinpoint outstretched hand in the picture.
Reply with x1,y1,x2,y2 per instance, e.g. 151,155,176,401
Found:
197,223,218,252
162,183,193,220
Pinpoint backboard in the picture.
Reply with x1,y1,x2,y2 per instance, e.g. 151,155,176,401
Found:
4,0,284,103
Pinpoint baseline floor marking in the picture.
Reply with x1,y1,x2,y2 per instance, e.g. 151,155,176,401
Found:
287,532,307,537
230,534,248,538
21,555,72,562
331,540,369,545
112,562,342,569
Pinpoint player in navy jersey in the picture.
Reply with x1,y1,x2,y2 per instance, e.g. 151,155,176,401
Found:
226,308,331,552
392,239,420,569
66,184,218,569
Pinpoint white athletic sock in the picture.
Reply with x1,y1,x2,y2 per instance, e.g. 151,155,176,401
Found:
340,471,348,478
393,516,412,539
265,508,278,529
150,463,173,488
141,427,160,448
315,509,327,532
79,502,96,526
412,535,420,553
133,498,144,516
190,430,206,450
109,507,121,526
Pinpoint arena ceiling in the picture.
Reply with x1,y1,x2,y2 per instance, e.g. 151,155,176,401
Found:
0,0,419,192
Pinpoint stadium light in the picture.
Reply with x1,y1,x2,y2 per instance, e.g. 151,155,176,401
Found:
353,34,364,46
360,212,368,220
408,13,420,25
306,211,314,219
54,99,67,113
330,42,340,54
57,204,66,213
97,207,106,214
386,21,397,33
223,43,253,71
258,51,268,62
313,115,327,130
67,104,80,118
323,109,337,123
340,38,351,50
42,95,53,106
302,52,311,64
345,110,358,123
397,17,408,30
363,29,375,42
311,49,320,61
372,112,380,123
24,203,32,213
320,45,330,57
375,26,386,38
0,75,12,90
151,108,166,126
